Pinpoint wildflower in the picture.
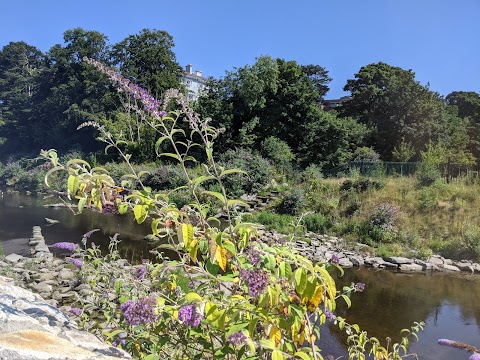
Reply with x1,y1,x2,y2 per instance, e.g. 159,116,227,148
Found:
136,264,147,281
470,354,480,360
355,283,365,292
178,304,202,327
329,254,340,265
228,331,247,346
324,311,334,322
66,257,83,269
239,268,269,298
69,307,81,316
82,229,100,238
50,242,78,252
246,246,261,265
120,297,157,325
438,339,479,352
112,333,127,347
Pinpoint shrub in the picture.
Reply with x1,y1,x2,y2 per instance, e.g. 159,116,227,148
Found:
143,165,187,190
341,178,383,193
302,213,328,233
218,148,273,196
260,136,294,174
277,187,306,216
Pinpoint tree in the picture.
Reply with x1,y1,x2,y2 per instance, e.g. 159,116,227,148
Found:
0,41,46,156
111,29,183,98
300,64,331,99
31,28,117,152
445,91,480,121
197,56,323,154
342,62,446,160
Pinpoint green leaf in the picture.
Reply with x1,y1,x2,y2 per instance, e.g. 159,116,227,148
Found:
77,197,87,213
294,268,307,295
160,152,182,161
203,190,226,205
66,158,91,169
264,254,276,270
44,166,66,187
220,168,248,177
341,294,352,308
133,204,148,224
67,175,79,197
118,202,128,215
179,223,194,248
271,349,284,360
294,351,312,360
279,261,292,280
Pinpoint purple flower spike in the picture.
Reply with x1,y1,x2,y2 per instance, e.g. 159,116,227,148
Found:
470,354,480,360
355,283,365,292
120,297,157,325
82,229,100,238
329,254,340,265
239,269,269,298
50,242,78,252
136,264,147,281
69,307,81,316
438,339,456,347
228,331,247,346
66,257,83,269
324,311,334,322
178,304,202,327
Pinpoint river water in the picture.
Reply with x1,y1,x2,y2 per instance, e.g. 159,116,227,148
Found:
1,190,479,359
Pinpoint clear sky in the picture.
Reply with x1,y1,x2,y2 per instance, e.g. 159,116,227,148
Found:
1,0,479,98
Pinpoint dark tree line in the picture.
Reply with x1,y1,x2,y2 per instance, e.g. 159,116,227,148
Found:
1,28,479,169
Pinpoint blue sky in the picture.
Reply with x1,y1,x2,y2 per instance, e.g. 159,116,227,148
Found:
1,0,479,98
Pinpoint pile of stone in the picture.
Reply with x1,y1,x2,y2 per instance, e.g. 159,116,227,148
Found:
0,228,131,360
291,232,480,274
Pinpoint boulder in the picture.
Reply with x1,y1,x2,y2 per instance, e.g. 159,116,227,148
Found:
442,264,460,272
0,276,130,360
4,254,25,264
385,257,413,265
399,263,424,272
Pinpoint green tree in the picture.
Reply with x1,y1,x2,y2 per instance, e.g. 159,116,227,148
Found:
342,62,446,160
31,28,117,152
0,41,46,156
300,64,331,99
197,56,324,155
111,29,183,98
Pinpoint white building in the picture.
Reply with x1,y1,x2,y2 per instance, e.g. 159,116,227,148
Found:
181,64,207,101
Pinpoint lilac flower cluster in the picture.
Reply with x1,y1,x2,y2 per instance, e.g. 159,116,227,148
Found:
136,263,148,281
438,339,479,353
228,331,247,346
246,246,262,265
329,254,340,265
355,283,366,292
112,333,127,348
69,307,82,316
120,296,158,325
324,311,335,322
239,269,269,298
83,57,166,119
178,304,202,327
66,257,83,269
82,228,100,238
50,242,78,252
369,204,399,231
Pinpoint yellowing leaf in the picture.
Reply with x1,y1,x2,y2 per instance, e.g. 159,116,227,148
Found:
215,246,227,271
179,223,194,249
133,204,148,224
269,326,282,346
317,267,336,301
294,268,307,296
307,285,324,312
67,175,79,197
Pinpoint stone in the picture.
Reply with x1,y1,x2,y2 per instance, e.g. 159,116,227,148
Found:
4,254,25,264
338,258,353,267
442,264,460,272
385,257,413,265
426,256,444,266
381,262,399,269
0,277,130,360
364,257,384,266
399,263,424,272
350,256,364,267
414,259,440,271
57,268,76,281
454,261,474,273
32,282,53,294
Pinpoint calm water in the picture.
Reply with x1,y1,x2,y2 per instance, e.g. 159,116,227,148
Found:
0,189,156,261
1,190,479,359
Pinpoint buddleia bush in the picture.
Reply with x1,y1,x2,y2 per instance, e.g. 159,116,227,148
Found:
40,57,424,360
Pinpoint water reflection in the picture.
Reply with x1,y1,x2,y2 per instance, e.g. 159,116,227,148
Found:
0,190,157,262
320,268,480,360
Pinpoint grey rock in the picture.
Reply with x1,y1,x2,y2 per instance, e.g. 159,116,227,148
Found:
426,256,444,266
57,269,76,281
385,257,413,265
442,264,461,272
364,257,385,266
338,258,353,268
5,254,25,264
399,263,424,271
32,282,53,294
414,259,440,271
381,262,399,269
454,261,474,273
350,256,364,267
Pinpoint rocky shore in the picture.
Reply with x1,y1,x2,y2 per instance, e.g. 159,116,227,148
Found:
1,225,479,359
